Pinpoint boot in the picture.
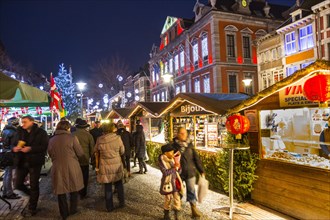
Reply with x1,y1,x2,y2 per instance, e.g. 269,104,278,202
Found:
163,210,171,220
174,209,183,220
190,202,202,218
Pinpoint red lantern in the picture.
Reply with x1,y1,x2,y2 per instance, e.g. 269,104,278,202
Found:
303,74,330,107
225,114,250,139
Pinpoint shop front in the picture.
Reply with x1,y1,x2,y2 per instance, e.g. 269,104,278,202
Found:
106,108,132,131
159,93,249,151
227,61,330,220
128,102,168,143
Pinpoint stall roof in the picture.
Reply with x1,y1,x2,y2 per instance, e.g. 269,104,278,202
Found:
159,93,250,116
128,102,168,118
227,60,330,115
106,108,132,119
0,71,50,107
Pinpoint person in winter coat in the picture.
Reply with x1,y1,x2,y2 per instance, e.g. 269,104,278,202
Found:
159,144,183,220
13,115,49,217
133,125,147,174
172,127,205,218
48,121,86,220
94,123,125,212
117,122,133,176
72,119,95,199
90,121,103,143
0,117,21,199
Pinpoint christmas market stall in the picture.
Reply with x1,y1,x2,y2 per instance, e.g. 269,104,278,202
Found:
106,108,132,131
227,60,330,220
158,93,249,151
128,102,168,143
0,72,51,132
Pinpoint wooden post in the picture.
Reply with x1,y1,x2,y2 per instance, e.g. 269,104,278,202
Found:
169,115,173,141
193,115,197,148
149,117,152,141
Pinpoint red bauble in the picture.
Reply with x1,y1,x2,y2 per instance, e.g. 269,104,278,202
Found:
226,114,250,138
303,74,330,106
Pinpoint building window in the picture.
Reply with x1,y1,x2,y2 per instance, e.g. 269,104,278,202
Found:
157,93,160,102
181,83,186,93
301,61,313,69
226,34,236,58
169,58,173,73
272,49,277,60
243,73,253,94
243,36,251,59
273,70,284,83
285,31,296,55
161,91,165,101
175,85,180,95
299,24,314,51
327,14,330,28
277,47,282,58
174,54,179,71
194,77,200,93
287,66,299,76
203,74,210,93
153,94,156,102
228,73,237,93
180,48,185,70
192,39,199,66
165,62,168,73
261,73,272,90
201,33,208,61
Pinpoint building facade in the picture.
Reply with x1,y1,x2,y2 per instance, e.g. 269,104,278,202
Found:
257,0,329,91
149,0,288,102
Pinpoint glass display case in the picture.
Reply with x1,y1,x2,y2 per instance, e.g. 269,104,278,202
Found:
260,107,330,170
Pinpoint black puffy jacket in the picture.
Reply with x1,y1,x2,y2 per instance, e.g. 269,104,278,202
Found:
1,125,19,149
117,128,133,157
172,138,204,180
16,124,49,167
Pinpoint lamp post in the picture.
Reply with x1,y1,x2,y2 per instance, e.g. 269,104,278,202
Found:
76,82,86,117
162,72,174,101
242,78,252,95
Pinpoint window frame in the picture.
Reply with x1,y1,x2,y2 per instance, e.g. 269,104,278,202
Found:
285,31,296,55
228,72,238,93
192,38,199,67
194,77,201,93
201,32,209,63
226,34,236,59
203,74,211,93
242,35,252,60
299,24,314,51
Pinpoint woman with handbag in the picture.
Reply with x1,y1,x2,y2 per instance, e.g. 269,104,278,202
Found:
48,121,86,220
159,144,183,220
94,123,125,212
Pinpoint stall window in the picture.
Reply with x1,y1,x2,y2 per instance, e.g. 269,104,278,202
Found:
285,31,296,55
228,73,238,93
181,83,186,93
299,24,313,51
203,74,210,93
194,77,200,93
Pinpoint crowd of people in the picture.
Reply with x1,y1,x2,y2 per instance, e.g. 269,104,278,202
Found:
0,116,205,220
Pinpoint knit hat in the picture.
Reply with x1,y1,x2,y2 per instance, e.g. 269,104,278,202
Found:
161,144,174,154
75,119,90,128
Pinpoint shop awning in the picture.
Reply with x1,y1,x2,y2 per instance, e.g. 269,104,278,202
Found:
227,60,330,115
0,72,50,107
159,93,250,116
128,102,169,118
106,108,132,119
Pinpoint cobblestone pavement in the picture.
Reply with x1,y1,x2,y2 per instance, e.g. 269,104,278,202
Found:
1,163,293,220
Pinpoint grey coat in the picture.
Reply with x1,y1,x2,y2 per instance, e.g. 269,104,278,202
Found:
95,133,125,184
48,130,85,195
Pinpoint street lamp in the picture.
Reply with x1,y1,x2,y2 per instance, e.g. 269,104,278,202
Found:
162,72,174,101
242,78,253,95
76,82,87,117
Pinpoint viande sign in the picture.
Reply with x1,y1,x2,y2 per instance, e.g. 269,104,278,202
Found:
279,78,314,107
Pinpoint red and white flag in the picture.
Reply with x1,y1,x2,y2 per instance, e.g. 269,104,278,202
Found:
50,73,64,112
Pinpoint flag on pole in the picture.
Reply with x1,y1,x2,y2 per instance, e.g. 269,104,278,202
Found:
50,73,64,112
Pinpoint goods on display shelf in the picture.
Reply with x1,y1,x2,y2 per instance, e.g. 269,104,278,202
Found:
260,107,330,170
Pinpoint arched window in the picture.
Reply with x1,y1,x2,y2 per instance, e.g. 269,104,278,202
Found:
179,45,185,71
191,38,199,66
255,29,267,39
224,25,238,61
201,32,209,62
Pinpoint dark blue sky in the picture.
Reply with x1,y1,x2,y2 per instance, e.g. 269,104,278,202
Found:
0,0,295,81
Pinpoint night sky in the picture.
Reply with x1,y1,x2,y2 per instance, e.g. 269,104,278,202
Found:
0,0,295,81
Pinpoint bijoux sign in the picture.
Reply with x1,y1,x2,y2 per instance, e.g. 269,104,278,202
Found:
172,102,211,115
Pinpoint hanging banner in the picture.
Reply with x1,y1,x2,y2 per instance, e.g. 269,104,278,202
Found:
279,78,315,107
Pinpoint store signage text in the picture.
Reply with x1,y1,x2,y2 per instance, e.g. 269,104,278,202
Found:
172,102,211,116
279,79,314,107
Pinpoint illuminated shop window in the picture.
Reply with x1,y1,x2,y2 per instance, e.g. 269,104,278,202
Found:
285,31,296,55
299,24,314,51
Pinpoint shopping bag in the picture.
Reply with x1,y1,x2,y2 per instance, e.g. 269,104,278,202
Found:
197,175,209,203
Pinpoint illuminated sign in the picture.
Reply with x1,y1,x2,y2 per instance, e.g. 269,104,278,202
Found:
172,102,211,115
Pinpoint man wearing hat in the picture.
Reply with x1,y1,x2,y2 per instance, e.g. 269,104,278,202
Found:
117,121,133,176
73,119,95,199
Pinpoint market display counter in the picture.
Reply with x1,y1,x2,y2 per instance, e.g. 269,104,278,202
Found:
252,159,330,220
